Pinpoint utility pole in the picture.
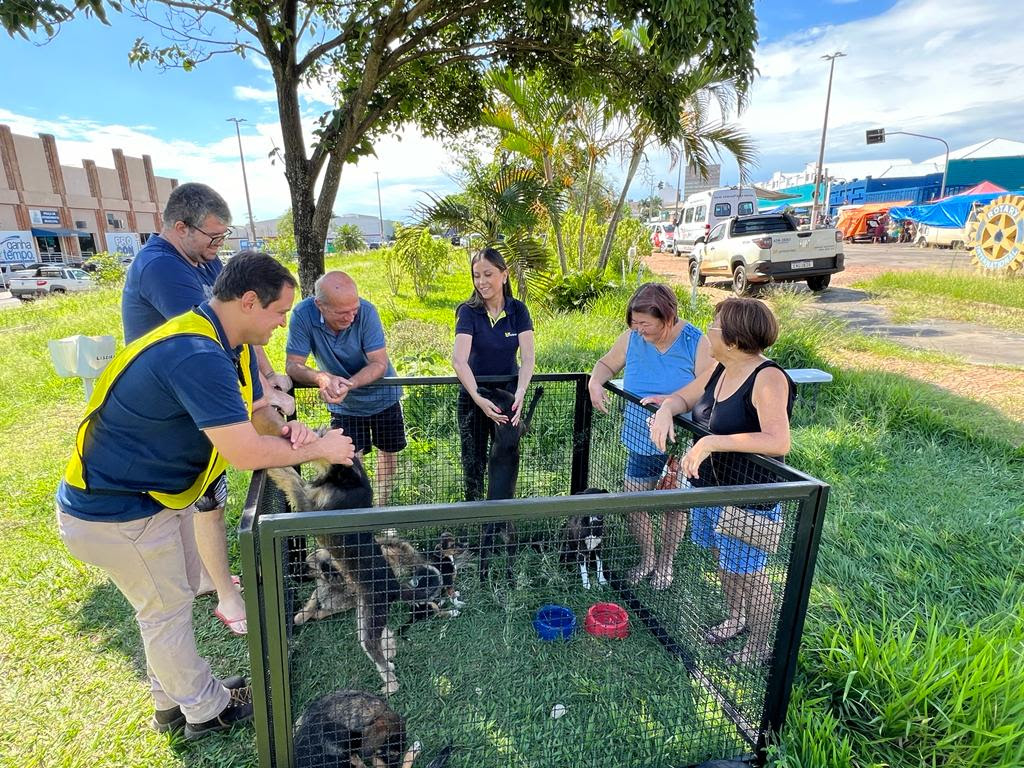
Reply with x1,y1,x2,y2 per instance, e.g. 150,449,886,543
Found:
673,145,684,224
226,117,257,243
374,171,385,246
811,52,845,228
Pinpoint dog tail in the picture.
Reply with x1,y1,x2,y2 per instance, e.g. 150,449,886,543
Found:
520,386,544,434
266,466,314,512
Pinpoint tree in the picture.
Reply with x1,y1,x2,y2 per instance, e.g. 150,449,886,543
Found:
570,96,622,270
265,208,297,263
30,0,756,295
332,223,365,252
596,52,758,272
1,0,116,37
414,158,558,299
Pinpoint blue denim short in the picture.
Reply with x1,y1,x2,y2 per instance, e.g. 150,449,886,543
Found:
690,504,782,575
625,451,668,481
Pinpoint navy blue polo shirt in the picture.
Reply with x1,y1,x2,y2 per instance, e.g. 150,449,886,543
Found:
455,297,533,377
122,235,223,343
286,296,401,417
56,304,263,522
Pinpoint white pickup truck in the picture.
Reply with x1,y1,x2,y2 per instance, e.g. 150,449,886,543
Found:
690,213,845,295
9,266,95,300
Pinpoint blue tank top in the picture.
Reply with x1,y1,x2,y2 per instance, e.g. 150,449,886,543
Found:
621,322,703,455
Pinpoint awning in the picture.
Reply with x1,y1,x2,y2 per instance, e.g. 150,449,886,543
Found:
31,227,90,237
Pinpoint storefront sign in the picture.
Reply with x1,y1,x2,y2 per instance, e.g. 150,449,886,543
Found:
239,238,266,250
105,232,142,258
30,209,61,225
0,230,37,263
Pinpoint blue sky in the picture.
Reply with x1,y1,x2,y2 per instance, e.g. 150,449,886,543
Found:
1,0,1019,223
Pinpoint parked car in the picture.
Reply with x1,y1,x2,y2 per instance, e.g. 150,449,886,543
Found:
9,266,95,300
674,187,759,254
689,213,844,295
650,223,675,252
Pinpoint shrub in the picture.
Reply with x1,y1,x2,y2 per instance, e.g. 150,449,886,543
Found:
547,269,617,312
87,251,126,286
393,225,456,300
381,246,402,296
332,223,366,252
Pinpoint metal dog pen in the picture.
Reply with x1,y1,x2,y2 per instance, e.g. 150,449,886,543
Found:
239,373,829,768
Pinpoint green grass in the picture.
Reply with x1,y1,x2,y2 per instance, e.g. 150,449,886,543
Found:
855,269,1024,333
1,253,1023,767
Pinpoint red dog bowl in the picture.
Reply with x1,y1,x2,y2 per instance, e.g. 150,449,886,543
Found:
584,602,629,639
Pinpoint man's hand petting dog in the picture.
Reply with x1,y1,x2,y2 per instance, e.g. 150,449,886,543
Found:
315,371,352,405
314,428,356,465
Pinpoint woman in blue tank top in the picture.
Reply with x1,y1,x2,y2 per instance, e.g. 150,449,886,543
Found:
588,283,713,589
648,298,795,666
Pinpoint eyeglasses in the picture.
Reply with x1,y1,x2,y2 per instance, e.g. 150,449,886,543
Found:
189,223,233,246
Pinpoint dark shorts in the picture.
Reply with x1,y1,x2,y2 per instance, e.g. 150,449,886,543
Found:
330,402,407,455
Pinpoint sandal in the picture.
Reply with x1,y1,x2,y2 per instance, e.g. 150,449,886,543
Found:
702,620,747,645
214,607,248,637
725,644,771,666
626,563,654,586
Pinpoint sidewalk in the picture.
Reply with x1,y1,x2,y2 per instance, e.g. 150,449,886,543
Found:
810,287,1022,367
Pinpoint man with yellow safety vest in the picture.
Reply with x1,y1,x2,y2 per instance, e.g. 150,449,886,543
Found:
56,252,355,740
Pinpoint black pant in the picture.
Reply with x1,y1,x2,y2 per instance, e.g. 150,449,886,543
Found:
457,383,514,502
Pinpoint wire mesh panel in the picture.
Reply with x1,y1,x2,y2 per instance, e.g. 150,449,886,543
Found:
240,374,828,768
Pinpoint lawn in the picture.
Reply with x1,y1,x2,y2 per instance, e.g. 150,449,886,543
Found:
0,252,1021,767
854,269,1024,333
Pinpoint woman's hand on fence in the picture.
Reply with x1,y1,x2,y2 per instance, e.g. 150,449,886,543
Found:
681,437,712,479
649,405,676,452
589,383,608,414
281,420,317,449
641,394,668,408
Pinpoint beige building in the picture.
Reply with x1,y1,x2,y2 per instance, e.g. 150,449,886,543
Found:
0,124,177,265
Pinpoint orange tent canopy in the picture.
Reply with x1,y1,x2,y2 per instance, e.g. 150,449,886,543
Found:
837,201,913,238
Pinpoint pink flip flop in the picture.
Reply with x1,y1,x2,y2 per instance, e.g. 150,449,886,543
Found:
214,607,247,637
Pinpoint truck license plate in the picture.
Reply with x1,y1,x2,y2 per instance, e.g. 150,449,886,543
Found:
791,260,813,269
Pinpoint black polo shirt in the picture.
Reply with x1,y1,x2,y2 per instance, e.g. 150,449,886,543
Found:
455,297,533,377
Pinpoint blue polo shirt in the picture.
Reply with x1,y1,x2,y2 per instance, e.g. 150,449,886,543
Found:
286,296,400,417
122,235,223,343
455,297,533,378
56,304,263,522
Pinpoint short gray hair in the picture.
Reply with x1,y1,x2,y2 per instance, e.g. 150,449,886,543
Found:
163,182,232,228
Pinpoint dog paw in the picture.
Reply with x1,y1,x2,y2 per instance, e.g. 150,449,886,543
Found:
383,679,400,696
450,609,461,618
581,580,591,590
597,575,608,586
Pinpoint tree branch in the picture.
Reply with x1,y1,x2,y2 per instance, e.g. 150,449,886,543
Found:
154,0,258,38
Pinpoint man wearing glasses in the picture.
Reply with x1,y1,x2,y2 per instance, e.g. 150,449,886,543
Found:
121,182,291,637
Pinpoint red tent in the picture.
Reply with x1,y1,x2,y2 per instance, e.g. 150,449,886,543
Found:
958,181,1007,195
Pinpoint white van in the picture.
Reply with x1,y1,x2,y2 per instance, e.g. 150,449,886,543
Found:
674,187,758,254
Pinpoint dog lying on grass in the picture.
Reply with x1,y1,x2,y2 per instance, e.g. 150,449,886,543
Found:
477,385,543,582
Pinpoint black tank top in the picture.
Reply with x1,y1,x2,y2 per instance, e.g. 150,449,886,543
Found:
690,360,795,493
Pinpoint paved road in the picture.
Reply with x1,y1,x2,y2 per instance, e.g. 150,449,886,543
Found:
646,242,1021,367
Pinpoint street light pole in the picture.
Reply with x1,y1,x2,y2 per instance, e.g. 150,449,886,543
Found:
673,144,684,224
374,171,385,245
226,117,257,243
871,130,950,199
811,51,845,228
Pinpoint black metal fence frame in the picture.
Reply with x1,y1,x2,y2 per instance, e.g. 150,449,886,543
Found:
238,373,830,768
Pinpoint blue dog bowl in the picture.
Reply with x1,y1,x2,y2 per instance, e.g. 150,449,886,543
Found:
534,604,577,641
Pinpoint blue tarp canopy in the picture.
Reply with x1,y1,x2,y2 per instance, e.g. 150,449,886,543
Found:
887,192,1020,228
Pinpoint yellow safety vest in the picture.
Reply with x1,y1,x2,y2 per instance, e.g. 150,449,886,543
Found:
63,308,254,509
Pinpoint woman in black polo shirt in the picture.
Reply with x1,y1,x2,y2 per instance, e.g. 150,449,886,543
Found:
452,248,536,501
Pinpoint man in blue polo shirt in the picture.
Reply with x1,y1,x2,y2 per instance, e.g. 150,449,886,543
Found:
121,182,293,635
57,253,355,740
286,270,405,505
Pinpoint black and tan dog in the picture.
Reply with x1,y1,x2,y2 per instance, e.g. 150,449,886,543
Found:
559,488,610,589
292,689,420,768
269,457,438,695
477,385,543,582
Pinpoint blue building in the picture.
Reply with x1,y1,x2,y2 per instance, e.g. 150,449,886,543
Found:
828,173,943,216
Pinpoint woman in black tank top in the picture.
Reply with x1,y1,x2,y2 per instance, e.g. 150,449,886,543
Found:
644,298,795,666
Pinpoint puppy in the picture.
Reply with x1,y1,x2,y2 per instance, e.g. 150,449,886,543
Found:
477,386,544,582
268,458,435,696
559,514,607,589
397,532,468,635
292,689,420,768
294,547,358,626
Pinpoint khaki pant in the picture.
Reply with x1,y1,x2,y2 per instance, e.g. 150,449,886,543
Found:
57,503,229,722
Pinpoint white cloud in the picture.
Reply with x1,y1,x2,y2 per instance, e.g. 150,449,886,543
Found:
233,85,276,102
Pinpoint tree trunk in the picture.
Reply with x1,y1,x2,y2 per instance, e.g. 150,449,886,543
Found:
543,154,568,274
597,139,645,272
578,153,597,270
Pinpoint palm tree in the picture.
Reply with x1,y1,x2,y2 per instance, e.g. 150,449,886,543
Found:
481,70,575,274
596,37,758,272
570,96,623,270
414,161,561,299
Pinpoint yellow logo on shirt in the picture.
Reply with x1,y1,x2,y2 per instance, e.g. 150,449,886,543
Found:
505,332,517,338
